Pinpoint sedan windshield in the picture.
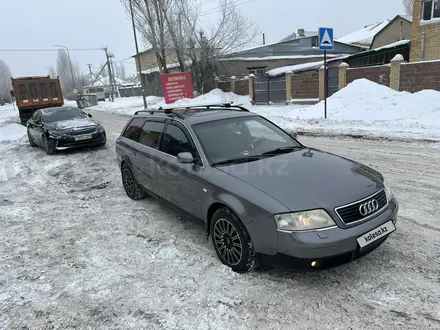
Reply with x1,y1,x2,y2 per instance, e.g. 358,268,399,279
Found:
42,107,85,123
192,116,302,165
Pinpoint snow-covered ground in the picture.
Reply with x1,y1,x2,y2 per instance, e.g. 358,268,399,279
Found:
0,110,439,329
88,79,440,141
0,105,27,152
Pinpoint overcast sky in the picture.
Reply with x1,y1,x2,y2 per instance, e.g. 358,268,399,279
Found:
1,0,406,79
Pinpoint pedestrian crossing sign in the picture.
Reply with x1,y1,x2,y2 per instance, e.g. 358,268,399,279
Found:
319,27,334,51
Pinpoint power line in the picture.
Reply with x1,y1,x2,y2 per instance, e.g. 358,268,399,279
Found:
0,48,103,52
199,0,254,16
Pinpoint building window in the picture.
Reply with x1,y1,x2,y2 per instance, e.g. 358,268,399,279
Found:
248,68,265,75
422,0,440,20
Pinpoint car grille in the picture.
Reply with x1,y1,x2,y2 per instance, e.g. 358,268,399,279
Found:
66,126,97,135
335,189,387,225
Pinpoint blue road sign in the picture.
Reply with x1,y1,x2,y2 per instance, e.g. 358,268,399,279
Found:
319,27,334,51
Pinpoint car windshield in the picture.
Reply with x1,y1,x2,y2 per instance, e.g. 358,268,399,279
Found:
43,107,85,123
192,116,302,165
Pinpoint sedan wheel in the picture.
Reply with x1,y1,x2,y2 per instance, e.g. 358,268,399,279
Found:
211,207,259,272
121,163,145,200
27,131,37,147
42,135,56,155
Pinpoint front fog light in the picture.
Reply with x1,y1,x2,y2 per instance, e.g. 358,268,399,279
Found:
274,209,336,232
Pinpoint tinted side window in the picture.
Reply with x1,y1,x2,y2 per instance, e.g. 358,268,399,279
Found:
138,121,165,149
32,111,41,122
162,124,196,157
122,118,146,142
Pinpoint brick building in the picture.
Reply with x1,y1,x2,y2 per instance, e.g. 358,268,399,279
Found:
410,0,440,61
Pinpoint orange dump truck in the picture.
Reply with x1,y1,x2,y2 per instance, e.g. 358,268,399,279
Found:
11,75,64,125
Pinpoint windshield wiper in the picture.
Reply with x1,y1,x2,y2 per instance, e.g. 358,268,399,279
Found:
211,156,262,167
260,145,304,156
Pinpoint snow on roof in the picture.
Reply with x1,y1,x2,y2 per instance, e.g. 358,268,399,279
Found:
267,57,346,77
217,54,347,62
370,39,410,52
280,30,318,42
336,19,390,46
141,60,192,75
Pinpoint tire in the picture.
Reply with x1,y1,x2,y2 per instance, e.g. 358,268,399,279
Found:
210,207,259,273
42,135,57,155
27,131,37,147
121,163,145,200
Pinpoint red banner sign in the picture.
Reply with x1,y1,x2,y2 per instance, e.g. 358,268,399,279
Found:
160,72,194,104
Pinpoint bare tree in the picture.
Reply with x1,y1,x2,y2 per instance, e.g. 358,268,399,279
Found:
47,66,57,79
122,0,172,73
205,0,258,55
121,0,257,74
55,49,90,99
0,60,13,102
114,62,127,80
403,0,413,15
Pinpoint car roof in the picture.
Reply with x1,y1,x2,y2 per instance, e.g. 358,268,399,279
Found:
40,105,80,114
132,104,259,126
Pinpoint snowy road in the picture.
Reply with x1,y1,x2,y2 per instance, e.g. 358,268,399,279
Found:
1,110,439,329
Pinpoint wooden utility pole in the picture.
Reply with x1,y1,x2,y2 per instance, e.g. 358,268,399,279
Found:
103,47,115,102
87,64,93,82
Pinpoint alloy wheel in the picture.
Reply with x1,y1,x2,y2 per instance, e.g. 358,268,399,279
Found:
122,168,135,196
213,218,243,266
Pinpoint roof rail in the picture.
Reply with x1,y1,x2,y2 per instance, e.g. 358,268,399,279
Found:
133,109,184,119
157,102,249,112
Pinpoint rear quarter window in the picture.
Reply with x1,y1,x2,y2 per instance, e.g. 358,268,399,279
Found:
122,118,146,142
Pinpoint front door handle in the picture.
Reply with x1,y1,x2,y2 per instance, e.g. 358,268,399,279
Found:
156,163,162,169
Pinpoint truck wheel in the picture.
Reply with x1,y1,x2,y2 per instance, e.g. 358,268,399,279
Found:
42,135,57,155
27,131,37,147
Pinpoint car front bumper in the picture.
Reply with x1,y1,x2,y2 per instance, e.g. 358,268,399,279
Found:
51,131,106,150
276,195,399,260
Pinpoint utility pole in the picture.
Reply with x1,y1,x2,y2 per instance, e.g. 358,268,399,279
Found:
129,0,147,109
103,47,115,102
87,64,93,82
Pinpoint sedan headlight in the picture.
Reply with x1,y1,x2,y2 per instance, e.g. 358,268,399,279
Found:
274,209,336,232
383,177,392,201
98,125,105,133
48,130,65,137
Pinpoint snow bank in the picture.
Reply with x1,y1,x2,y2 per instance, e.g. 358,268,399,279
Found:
0,105,26,151
152,88,251,109
87,80,440,141
252,79,440,140
90,96,163,115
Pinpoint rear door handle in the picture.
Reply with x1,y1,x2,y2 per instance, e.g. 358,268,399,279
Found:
156,164,162,169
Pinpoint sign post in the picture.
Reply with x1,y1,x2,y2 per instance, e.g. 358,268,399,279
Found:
160,72,194,104
318,27,334,119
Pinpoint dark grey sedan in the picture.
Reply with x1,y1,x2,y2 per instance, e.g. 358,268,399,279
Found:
115,104,398,272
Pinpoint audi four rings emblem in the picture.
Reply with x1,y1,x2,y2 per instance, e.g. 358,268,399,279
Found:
359,199,379,216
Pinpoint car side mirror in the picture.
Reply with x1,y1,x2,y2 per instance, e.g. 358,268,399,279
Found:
177,152,194,164
88,114,92,118
290,132,298,139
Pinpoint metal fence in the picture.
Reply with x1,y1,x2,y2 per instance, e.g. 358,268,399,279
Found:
253,75,286,105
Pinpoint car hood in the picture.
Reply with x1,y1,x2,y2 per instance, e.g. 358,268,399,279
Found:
46,118,99,131
216,148,384,212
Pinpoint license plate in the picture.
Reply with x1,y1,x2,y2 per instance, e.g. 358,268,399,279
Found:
357,220,396,248
75,134,92,141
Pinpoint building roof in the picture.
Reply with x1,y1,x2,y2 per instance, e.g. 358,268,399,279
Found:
279,30,318,42
336,15,412,48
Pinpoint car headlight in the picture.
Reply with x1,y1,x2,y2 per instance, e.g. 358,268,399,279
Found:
274,209,336,232
48,130,65,137
383,177,392,201
98,125,105,133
